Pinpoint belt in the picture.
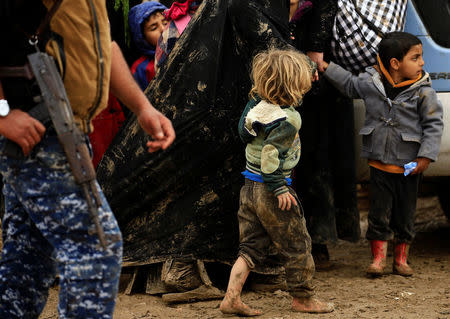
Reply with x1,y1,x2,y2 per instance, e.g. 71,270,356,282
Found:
0,64,34,80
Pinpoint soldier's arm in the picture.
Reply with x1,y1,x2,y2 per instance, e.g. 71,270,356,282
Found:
109,41,175,152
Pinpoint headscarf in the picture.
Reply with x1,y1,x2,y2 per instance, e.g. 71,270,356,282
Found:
129,1,168,57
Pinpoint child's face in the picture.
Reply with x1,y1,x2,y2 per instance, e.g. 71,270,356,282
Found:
396,44,425,81
143,11,168,47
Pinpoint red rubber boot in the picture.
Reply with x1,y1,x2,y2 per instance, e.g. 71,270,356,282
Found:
393,243,413,276
367,240,387,276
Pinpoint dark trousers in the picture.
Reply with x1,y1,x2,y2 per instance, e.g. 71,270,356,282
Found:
293,78,360,245
366,167,420,243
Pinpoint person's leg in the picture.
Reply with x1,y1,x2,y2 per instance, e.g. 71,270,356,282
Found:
220,257,262,316
2,134,123,319
366,168,395,275
391,174,420,276
391,174,420,243
366,168,395,240
49,182,122,318
329,86,360,242
220,182,263,316
0,181,56,319
254,185,333,313
295,81,338,268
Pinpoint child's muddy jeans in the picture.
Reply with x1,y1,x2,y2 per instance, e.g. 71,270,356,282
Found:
238,179,315,298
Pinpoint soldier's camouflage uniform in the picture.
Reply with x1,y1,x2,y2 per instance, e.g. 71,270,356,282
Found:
0,132,122,319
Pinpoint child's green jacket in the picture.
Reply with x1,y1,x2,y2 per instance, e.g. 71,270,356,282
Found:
238,98,302,196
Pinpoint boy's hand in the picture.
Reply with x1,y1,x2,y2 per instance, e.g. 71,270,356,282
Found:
411,157,431,175
307,51,328,73
277,192,297,211
320,61,329,71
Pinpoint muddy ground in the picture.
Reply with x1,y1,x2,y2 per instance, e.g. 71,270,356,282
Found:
4,192,447,319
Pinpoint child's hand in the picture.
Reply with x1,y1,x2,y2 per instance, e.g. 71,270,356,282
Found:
307,51,329,73
411,157,431,175
277,192,298,211
312,70,319,82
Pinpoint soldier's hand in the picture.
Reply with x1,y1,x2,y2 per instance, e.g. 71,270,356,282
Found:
0,109,46,156
137,106,175,153
277,192,297,211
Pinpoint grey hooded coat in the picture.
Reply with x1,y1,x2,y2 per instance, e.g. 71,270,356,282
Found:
324,62,444,166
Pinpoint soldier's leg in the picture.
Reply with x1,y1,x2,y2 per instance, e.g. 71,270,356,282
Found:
0,182,57,319
3,134,123,319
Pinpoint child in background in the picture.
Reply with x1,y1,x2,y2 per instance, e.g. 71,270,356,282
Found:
89,2,167,168
129,1,168,91
155,0,201,69
322,32,443,276
219,48,334,316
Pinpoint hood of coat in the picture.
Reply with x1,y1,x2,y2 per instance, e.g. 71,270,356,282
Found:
129,1,167,57
366,66,432,93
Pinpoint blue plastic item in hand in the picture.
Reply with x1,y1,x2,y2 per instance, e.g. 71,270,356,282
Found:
404,161,417,176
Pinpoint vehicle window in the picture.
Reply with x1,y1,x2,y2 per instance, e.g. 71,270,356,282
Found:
413,0,450,48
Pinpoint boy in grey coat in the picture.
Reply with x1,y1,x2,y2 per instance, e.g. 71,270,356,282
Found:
321,32,443,277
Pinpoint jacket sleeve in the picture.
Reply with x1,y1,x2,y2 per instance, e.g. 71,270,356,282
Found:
417,87,444,161
323,62,364,99
261,120,298,196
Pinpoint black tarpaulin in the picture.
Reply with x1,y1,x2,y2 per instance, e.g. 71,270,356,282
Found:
97,0,291,267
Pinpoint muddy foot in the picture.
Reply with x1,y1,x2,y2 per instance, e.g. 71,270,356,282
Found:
220,297,262,317
292,297,334,313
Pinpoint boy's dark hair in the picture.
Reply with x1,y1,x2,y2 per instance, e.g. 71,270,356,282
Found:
378,32,422,69
140,10,165,35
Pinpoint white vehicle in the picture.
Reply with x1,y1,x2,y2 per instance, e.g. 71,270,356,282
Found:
354,0,450,218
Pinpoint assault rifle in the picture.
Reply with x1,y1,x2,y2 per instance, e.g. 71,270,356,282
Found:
27,51,108,250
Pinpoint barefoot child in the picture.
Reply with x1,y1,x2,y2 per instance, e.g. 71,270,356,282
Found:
219,48,334,316
322,32,443,276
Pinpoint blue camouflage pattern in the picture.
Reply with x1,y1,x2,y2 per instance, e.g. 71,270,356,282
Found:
0,132,123,319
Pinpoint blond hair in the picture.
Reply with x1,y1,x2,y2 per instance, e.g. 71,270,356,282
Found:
250,48,313,106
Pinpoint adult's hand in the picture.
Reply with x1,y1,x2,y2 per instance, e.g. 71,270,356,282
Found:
109,41,175,153
411,157,431,175
0,109,46,156
136,106,175,153
277,191,298,211
307,51,327,73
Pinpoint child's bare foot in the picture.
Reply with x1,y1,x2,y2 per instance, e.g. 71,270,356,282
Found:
220,296,262,317
291,296,334,313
